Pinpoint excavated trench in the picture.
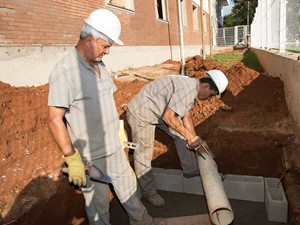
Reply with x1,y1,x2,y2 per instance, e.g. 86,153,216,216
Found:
0,54,300,225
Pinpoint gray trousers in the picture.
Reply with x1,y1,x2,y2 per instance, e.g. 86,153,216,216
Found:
126,110,199,198
156,119,199,174
81,147,153,225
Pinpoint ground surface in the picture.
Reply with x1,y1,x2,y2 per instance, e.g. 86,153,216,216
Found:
0,51,300,225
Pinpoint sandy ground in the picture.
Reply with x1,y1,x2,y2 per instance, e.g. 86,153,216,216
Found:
0,52,300,225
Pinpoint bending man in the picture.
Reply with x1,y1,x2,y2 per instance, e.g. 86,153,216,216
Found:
126,71,228,207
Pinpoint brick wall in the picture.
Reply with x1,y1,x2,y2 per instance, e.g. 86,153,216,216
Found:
0,0,210,47
0,0,102,45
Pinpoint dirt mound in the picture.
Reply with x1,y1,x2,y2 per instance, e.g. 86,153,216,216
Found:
0,54,299,224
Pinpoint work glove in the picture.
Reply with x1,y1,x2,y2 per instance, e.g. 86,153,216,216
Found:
63,148,86,187
118,120,128,149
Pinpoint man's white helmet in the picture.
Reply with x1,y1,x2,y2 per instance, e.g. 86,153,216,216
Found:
205,70,228,98
84,9,124,45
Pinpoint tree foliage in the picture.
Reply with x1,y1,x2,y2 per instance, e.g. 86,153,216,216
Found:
223,0,258,27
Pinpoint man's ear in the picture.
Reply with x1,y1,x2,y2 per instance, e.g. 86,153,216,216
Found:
201,83,211,90
85,35,93,43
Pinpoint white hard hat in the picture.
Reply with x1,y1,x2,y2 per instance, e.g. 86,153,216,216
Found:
205,70,228,98
84,9,124,45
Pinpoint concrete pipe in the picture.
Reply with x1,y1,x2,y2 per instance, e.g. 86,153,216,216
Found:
197,153,234,225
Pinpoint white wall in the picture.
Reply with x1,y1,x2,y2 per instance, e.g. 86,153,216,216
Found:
0,45,207,87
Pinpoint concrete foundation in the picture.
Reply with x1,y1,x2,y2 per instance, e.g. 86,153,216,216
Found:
0,45,232,87
152,167,288,223
0,45,202,87
222,174,264,202
183,176,204,195
152,168,183,193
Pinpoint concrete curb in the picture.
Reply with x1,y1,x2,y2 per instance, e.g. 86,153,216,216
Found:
222,174,264,202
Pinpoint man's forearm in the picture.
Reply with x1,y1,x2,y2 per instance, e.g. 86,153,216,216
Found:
163,108,194,140
49,119,74,156
163,107,203,149
48,107,74,156
182,111,197,136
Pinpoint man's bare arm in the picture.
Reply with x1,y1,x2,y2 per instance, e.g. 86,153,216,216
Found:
182,110,197,136
48,106,75,156
163,107,201,148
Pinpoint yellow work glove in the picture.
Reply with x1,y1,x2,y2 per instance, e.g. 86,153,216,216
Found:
118,120,128,149
63,148,86,187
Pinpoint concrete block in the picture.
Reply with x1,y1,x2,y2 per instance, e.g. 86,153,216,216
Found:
152,167,183,193
264,178,288,223
222,174,264,202
183,176,204,195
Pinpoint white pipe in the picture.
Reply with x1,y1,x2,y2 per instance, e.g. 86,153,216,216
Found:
200,0,206,59
197,153,234,225
177,0,185,74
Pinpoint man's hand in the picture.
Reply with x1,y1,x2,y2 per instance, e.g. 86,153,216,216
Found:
118,120,128,149
187,135,202,149
63,148,86,187
187,138,215,159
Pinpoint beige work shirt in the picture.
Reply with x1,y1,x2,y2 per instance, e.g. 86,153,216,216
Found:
48,48,120,160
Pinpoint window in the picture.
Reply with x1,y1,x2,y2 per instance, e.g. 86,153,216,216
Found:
107,0,135,11
181,0,187,27
156,0,168,20
193,4,199,31
202,0,209,13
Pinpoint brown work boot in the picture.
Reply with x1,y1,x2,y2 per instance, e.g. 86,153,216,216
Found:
145,193,165,207
153,217,167,225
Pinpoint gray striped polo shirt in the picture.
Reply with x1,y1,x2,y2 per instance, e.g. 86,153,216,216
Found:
127,75,199,124
48,48,120,160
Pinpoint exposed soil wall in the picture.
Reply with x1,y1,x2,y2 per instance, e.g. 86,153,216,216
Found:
252,48,300,147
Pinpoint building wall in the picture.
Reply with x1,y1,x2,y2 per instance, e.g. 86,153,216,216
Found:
0,0,213,86
0,0,208,46
0,0,99,45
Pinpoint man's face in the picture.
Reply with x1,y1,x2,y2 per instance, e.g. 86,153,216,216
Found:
90,38,112,62
198,84,218,100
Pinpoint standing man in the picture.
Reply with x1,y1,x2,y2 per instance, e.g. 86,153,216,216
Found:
126,71,228,207
48,9,166,225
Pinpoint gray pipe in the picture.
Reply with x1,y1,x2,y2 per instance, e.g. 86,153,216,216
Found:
197,153,234,225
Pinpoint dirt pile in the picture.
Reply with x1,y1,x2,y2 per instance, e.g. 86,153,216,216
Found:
0,54,299,224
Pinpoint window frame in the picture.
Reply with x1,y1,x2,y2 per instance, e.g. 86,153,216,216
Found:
192,4,199,31
155,0,168,21
203,11,207,33
106,0,135,12
180,0,188,27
